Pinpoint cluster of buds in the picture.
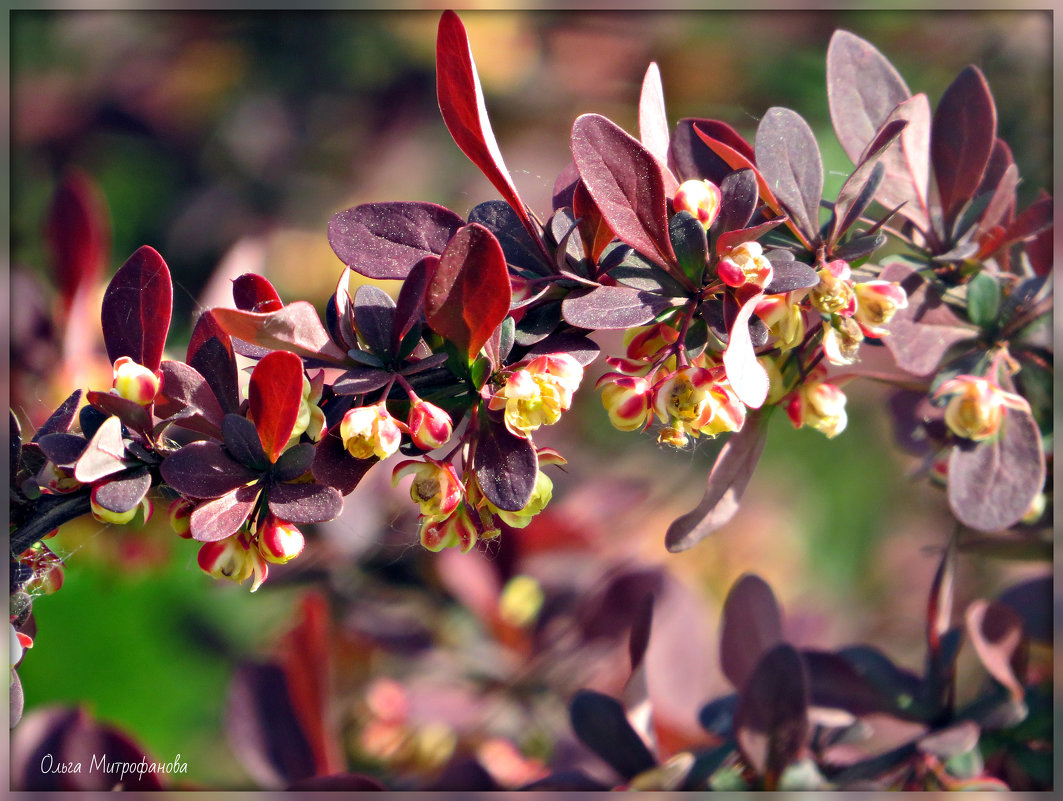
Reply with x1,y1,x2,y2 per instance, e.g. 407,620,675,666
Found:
392,448,567,554
194,515,304,592
340,392,454,461
597,323,745,448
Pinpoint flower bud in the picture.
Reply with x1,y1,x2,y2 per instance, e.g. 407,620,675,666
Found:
257,517,305,564
673,179,722,228
197,535,269,592
420,504,478,553
933,375,1030,442
810,263,856,316
596,373,652,432
853,280,908,337
392,458,463,520
787,379,848,438
717,241,773,288
406,398,454,451
821,317,864,366
169,498,194,538
112,356,160,406
340,403,404,460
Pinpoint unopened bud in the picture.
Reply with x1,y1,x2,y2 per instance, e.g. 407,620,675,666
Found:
257,517,305,564
406,398,454,451
112,356,160,405
673,179,722,228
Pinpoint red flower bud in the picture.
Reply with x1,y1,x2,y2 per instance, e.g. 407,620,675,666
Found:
257,517,305,564
406,398,454,451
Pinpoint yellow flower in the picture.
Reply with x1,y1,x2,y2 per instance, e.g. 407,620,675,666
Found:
490,353,583,438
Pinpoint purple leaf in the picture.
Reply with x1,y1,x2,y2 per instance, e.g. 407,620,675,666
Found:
187,311,241,414
211,303,347,363
669,118,745,184
36,433,88,470
665,408,770,552
734,644,810,781
101,245,172,372
73,415,126,484
569,690,656,782
468,200,550,275
829,118,906,242
965,600,1026,701
324,267,358,352
998,576,1051,644
425,223,511,362
716,169,759,233
947,407,1045,532
714,218,786,257
827,30,912,166
639,62,672,170
155,360,225,437
879,262,976,377
232,273,283,312
723,289,769,408
763,253,818,295
328,201,464,280
331,367,393,396
272,443,315,482
392,257,430,351
436,11,544,251
872,95,932,233
92,467,151,513
562,285,676,330
223,414,269,471
226,662,317,789
693,127,790,234
190,484,259,541
573,179,615,267
161,441,259,499
931,66,997,230
45,169,109,314
802,650,898,718
248,351,305,464
353,284,396,356
755,107,824,244
85,391,151,435
473,415,537,512
525,332,601,367
719,573,784,692
268,482,343,525
311,426,376,496
571,113,677,268
33,390,82,440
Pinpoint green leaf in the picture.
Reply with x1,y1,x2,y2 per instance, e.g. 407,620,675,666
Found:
669,210,709,285
966,271,1001,327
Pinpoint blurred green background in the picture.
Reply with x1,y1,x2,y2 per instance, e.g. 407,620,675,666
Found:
10,10,1051,788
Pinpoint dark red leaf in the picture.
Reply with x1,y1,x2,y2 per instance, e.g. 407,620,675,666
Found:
802,650,897,717
248,351,305,464
45,169,110,314
186,311,241,415
436,11,543,251
763,254,818,294
353,285,396,356
1002,192,1053,245
879,262,976,377
754,107,824,244
92,468,151,513
665,407,770,551
573,180,614,266
829,118,906,242
572,113,677,268
714,218,786,257
190,484,259,541
223,413,269,470
525,332,601,367
272,443,315,483
329,201,464,280
36,433,87,470
966,600,1026,701
211,303,347,363
425,223,511,362
311,425,376,495
324,268,358,352
468,200,550,275
331,367,393,396
268,482,343,525
473,415,538,512
716,169,759,233
33,390,83,441
827,30,912,167
155,360,225,437
693,126,788,226
723,289,769,408
998,576,1051,643
392,257,430,352
227,662,317,789
161,441,259,499
734,644,810,782
562,284,676,331
947,407,1045,532
925,539,956,672
100,245,172,372
931,66,997,229
569,690,656,782
718,573,784,692
233,273,283,312
85,391,151,435
73,415,126,484
870,94,933,233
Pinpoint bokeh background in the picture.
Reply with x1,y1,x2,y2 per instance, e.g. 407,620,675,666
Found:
9,9,1052,789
